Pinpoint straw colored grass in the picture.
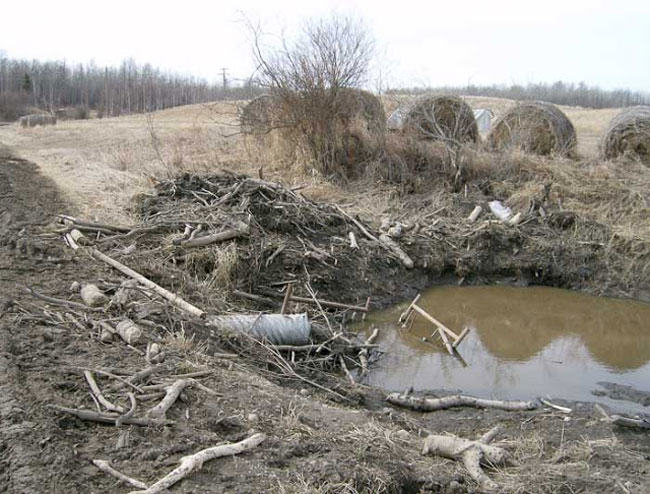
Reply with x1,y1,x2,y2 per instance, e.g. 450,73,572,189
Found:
1,96,648,251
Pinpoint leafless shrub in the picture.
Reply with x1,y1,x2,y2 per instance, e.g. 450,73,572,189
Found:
401,95,478,189
145,111,166,168
248,14,383,178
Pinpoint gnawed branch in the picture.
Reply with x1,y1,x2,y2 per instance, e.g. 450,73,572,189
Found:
127,433,266,494
387,393,539,412
422,425,507,491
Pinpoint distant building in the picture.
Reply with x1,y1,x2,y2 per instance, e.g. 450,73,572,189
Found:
473,109,494,134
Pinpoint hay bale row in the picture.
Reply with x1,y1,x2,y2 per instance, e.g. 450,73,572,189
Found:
487,101,576,156
601,106,650,164
242,92,648,165
19,113,57,128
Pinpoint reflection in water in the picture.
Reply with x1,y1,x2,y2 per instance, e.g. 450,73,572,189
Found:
356,286,650,413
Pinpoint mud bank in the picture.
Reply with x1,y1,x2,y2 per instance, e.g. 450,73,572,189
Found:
1,155,649,493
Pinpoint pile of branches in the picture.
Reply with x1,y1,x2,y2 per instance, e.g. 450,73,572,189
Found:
117,172,408,309
36,175,394,394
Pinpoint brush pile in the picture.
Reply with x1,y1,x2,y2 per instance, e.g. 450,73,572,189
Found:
488,101,576,156
126,172,393,305
601,105,650,164
36,173,404,400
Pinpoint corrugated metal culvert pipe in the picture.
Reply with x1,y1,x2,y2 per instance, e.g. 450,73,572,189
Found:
206,313,311,345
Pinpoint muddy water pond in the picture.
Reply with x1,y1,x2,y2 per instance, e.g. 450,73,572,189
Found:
356,286,650,413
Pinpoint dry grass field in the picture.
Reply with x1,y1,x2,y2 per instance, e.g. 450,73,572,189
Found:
0,95,645,242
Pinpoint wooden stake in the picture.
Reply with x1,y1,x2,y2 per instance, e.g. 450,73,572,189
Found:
280,283,293,314
399,294,421,324
452,327,471,348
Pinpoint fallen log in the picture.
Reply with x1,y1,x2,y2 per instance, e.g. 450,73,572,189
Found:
467,205,482,223
88,246,206,319
84,370,124,413
127,433,266,494
57,214,132,233
379,234,414,269
115,319,144,345
595,404,650,430
80,284,108,307
422,425,507,491
49,405,173,426
387,393,539,412
63,228,206,318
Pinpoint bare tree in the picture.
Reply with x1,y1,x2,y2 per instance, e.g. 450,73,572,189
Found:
249,14,377,176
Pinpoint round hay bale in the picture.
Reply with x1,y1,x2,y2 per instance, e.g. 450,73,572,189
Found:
404,95,478,143
240,95,279,134
331,88,386,172
335,88,386,134
487,101,576,156
601,106,650,164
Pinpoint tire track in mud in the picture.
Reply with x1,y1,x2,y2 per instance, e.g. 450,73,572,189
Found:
0,154,84,493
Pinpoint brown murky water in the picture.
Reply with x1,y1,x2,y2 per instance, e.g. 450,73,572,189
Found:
356,286,650,413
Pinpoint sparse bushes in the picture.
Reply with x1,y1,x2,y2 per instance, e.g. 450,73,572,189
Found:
0,92,32,121
74,105,89,120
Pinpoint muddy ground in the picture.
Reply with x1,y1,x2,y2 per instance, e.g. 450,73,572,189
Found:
1,150,649,494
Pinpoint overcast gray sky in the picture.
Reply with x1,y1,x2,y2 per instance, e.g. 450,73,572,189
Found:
2,0,649,91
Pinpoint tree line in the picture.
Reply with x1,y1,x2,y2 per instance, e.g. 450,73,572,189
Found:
388,81,650,109
0,53,263,120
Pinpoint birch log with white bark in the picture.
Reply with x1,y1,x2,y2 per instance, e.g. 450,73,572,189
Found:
127,433,266,494
422,425,507,491
387,393,539,411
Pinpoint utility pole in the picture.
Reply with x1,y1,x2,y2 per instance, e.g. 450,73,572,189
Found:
221,67,228,90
